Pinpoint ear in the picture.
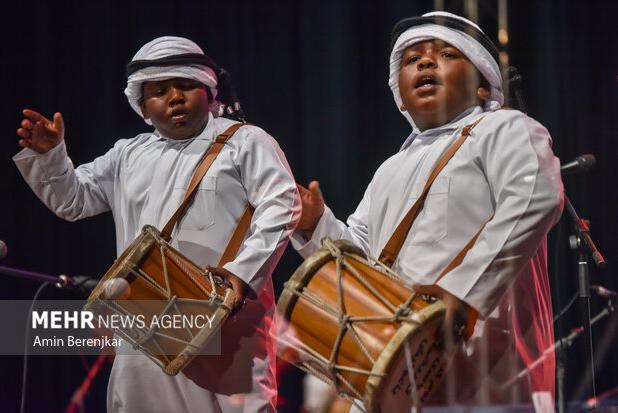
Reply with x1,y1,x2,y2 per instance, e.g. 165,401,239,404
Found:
139,100,150,120
477,87,491,102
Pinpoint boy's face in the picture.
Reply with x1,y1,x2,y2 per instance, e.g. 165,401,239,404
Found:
398,39,488,131
140,78,210,140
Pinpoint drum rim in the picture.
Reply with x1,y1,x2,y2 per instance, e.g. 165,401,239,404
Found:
87,225,158,304
163,288,235,375
365,300,446,412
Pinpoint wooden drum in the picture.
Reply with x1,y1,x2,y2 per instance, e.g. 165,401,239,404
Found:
85,225,234,375
277,239,456,412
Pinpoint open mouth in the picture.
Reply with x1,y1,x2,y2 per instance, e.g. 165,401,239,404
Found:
170,109,189,122
415,75,440,89
171,113,188,122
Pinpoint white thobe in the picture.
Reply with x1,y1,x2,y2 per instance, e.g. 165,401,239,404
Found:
14,113,301,413
292,106,563,405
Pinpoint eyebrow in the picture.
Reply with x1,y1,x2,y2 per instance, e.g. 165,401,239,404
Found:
407,39,453,52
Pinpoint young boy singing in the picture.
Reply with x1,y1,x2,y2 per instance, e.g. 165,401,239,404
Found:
295,12,563,410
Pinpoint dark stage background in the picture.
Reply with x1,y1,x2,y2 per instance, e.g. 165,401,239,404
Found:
1,0,617,412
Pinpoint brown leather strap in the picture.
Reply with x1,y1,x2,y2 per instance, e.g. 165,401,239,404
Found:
436,222,487,282
217,204,254,267
378,117,484,267
161,123,246,241
434,215,493,339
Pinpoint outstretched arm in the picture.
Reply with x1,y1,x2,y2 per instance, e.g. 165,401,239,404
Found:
14,109,122,221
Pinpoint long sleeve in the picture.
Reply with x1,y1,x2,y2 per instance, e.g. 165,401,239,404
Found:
437,112,564,318
222,128,301,293
290,180,373,259
13,140,127,221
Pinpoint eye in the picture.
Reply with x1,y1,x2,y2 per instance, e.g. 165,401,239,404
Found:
144,86,165,98
405,55,421,65
178,80,203,91
441,50,460,59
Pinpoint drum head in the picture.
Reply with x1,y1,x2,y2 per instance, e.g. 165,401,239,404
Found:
366,301,452,412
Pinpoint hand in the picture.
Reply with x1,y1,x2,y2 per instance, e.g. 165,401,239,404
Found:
207,266,251,314
16,109,65,153
296,181,325,237
412,284,478,346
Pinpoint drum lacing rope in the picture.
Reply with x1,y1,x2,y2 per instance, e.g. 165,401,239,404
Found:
166,252,211,298
94,298,169,363
129,267,169,298
129,295,201,350
277,331,367,402
324,239,399,314
134,295,177,348
153,229,216,300
326,239,399,393
404,341,422,413
207,271,223,303
158,246,196,339
335,257,376,365
366,253,421,323
395,294,417,321
325,238,416,327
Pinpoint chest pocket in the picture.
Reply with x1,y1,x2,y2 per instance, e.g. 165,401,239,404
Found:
175,176,217,231
405,176,450,245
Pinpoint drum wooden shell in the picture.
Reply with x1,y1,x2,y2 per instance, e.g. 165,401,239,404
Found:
277,240,450,412
86,225,234,375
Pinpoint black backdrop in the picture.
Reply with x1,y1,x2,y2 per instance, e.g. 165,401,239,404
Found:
1,0,617,411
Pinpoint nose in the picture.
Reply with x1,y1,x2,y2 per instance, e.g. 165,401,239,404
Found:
417,55,436,70
168,86,185,105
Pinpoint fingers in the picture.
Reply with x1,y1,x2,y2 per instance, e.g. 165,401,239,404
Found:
17,109,47,144
296,183,308,194
297,181,323,201
308,181,324,203
412,283,442,298
413,284,460,346
22,109,48,123
228,278,249,315
207,266,249,315
16,109,65,153
17,138,31,148
52,112,64,133
21,119,34,130
17,115,37,140
17,127,31,139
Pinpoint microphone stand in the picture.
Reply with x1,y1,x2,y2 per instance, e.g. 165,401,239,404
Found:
0,265,104,411
0,265,98,293
563,195,606,410
501,297,614,391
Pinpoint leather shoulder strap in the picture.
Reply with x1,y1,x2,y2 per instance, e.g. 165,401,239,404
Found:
217,204,254,267
378,117,484,267
161,122,246,241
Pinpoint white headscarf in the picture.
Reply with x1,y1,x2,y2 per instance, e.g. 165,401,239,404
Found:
125,36,218,125
388,11,504,129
